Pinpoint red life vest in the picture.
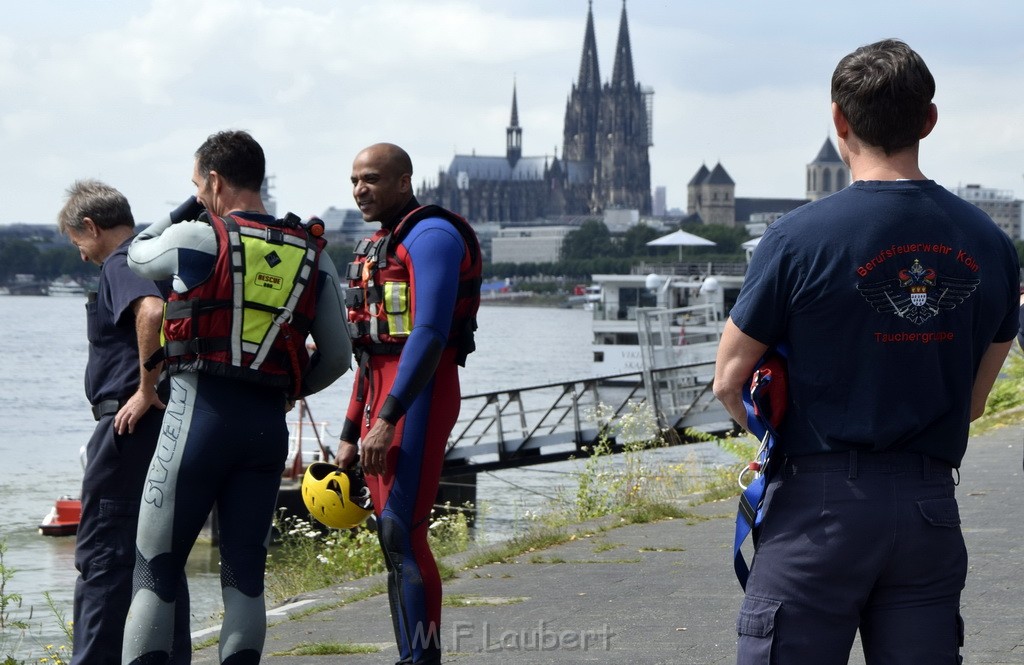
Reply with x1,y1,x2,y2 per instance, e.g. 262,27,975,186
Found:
345,205,482,366
162,212,325,396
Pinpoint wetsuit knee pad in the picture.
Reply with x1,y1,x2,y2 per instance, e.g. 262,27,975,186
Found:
221,649,260,665
219,547,266,598
378,513,411,559
133,550,179,602
125,652,169,665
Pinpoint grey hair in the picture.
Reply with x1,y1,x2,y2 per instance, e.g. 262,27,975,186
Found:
57,179,134,235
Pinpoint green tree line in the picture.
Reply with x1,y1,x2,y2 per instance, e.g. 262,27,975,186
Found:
0,238,95,285
6,224,1024,289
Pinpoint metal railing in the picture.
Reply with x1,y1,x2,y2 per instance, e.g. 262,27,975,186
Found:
443,361,730,475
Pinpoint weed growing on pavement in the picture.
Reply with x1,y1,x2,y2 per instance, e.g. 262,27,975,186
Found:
572,401,667,520
265,507,471,602
271,641,380,656
265,516,383,602
569,401,753,519
972,351,1024,435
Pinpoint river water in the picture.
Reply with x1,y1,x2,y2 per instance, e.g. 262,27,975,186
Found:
0,295,733,656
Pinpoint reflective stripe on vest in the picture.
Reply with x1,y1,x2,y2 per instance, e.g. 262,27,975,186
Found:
383,282,410,337
233,223,318,370
161,212,323,393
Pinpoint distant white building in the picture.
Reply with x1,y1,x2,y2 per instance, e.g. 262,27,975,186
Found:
491,226,575,264
951,184,1022,240
653,186,667,217
602,208,640,233
319,207,379,250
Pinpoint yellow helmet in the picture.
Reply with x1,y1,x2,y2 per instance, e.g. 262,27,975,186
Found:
301,462,373,529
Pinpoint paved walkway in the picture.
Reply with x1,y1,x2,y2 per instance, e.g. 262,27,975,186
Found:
190,426,1024,664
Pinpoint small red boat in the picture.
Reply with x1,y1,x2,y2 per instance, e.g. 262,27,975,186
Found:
39,496,82,537
38,400,330,538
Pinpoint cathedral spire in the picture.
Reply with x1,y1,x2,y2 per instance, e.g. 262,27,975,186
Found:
510,79,520,127
506,80,522,167
576,0,601,92
610,0,635,90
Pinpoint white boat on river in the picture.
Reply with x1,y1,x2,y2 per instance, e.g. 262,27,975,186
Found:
589,271,745,376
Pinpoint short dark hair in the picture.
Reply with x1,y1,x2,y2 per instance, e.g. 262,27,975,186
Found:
831,39,935,155
194,130,265,192
57,179,134,235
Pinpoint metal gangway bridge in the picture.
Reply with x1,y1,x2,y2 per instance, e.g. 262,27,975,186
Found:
436,305,733,506
282,305,733,511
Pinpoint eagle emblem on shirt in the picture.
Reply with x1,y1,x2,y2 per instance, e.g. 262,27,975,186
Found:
857,259,978,325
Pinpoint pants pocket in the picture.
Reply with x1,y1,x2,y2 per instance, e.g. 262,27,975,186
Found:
737,595,781,664
917,497,961,527
93,498,141,569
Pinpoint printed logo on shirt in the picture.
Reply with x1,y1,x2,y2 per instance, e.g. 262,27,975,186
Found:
857,258,979,326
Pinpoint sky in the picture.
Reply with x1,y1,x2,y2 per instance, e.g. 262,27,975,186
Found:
1,0,1022,226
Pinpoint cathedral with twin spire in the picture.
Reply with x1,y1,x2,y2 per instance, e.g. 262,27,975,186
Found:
419,2,653,223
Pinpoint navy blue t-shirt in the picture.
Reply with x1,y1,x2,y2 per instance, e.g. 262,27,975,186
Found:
730,180,1019,466
84,237,163,405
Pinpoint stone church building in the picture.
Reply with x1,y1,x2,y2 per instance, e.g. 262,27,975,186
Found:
419,2,653,223
685,138,851,229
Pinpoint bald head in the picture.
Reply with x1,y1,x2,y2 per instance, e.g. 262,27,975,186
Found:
360,143,413,177
351,143,415,224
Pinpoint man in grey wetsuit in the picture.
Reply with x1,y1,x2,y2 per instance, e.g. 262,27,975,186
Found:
122,130,350,664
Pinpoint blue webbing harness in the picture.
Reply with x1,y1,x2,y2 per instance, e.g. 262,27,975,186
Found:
733,346,788,590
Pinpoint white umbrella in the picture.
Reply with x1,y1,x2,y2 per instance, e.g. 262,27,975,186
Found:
646,229,716,260
742,236,762,262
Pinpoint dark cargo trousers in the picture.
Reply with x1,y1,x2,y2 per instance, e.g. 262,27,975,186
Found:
71,407,190,665
736,451,966,665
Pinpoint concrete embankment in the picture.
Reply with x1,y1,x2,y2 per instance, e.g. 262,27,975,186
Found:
190,425,1024,665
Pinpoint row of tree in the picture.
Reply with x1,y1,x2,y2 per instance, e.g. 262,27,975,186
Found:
0,239,91,285
5,222,1024,288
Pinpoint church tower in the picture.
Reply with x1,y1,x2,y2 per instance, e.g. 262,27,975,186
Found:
806,137,849,201
563,1,601,166
506,82,522,167
596,1,652,214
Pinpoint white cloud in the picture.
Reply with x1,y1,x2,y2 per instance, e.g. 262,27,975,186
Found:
1,0,1022,224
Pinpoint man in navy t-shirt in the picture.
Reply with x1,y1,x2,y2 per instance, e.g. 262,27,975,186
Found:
58,180,189,665
714,40,1020,664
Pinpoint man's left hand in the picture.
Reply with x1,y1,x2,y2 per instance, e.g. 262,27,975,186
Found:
114,387,166,435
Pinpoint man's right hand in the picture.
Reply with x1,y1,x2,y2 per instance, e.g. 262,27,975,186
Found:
335,440,359,469
170,196,205,224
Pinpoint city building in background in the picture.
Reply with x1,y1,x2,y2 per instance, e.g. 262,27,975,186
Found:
951,184,1022,240
806,138,850,201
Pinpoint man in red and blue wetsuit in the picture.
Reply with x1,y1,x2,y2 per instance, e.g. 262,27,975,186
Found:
337,143,481,665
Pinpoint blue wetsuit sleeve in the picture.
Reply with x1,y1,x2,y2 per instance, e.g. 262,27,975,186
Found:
377,219,465,424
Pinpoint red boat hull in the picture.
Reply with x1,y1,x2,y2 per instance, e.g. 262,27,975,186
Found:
39,497,81,537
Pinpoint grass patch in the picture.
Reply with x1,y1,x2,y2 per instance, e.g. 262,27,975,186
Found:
442,594,526,607
593,541,621,553
972,352,1024,436
271,642,380,656
265,506,470,603
463,526,571,569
